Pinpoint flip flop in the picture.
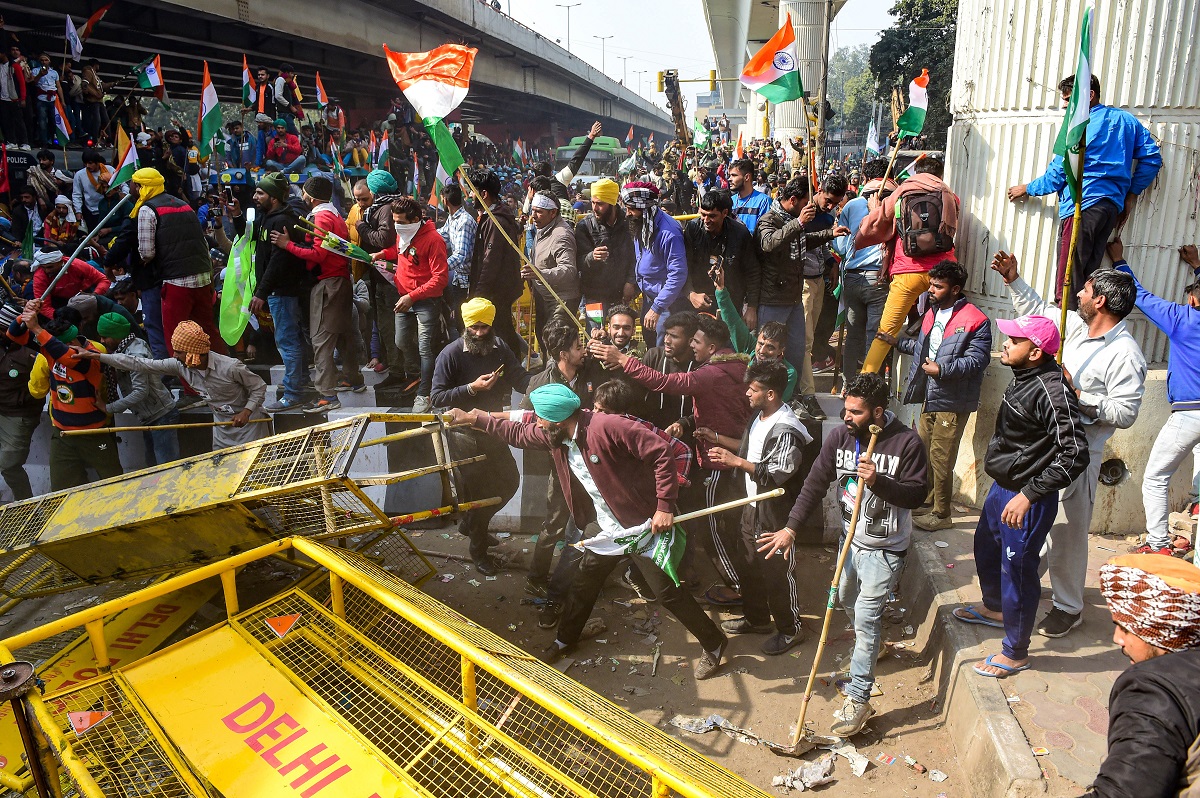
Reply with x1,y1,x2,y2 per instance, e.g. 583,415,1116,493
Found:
972,654,1030,678
703,586,743,606
953,606,1004,628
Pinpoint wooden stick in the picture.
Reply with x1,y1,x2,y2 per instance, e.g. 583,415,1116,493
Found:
59,417,272,436
41,195,131,301
1059,135,1087,364
790,424,882,747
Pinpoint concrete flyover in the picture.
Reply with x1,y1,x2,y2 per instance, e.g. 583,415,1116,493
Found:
8,0,673,134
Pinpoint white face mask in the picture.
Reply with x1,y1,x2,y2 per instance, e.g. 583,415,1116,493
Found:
394,221,421,248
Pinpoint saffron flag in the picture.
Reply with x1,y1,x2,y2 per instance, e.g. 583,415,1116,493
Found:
734,131,743,159
625,125,634,145
377,130,389,168
241,55,256,109
134,55,166,100
896,69,929,139
740,14,803,104
79,3,112,40
315,71,328,109
53,95,72,142
111,123,138,186
65,16,83,62
197,61,223,158
1053,4,1093,199
383,44,472,189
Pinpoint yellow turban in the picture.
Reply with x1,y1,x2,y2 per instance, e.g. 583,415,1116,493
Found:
130,168,166,218
591,178,619,206
460,297,496,328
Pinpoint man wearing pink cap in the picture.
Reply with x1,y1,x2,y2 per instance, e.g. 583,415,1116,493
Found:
954,314,1089,677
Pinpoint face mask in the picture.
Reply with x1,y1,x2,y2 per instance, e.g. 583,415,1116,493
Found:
395,221,421,248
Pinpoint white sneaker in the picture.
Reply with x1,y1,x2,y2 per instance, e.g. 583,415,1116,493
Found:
830,696,875,737
412,395,432,413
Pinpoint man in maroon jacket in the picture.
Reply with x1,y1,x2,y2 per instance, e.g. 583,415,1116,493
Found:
590,313,752,605
448,383,729,679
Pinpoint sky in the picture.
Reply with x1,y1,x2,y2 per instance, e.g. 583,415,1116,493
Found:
504,0,894,108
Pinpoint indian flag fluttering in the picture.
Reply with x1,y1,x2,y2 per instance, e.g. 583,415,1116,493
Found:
197,61,223,157
896,69,929,139
53,95,72,142
740,13,803,104
135,54,165,100
512,138,525,165
315,71,328,109
241,55,256,109
734,131,744,159
384,43,474,185
1053,4,1093,198
377,130,390,167
111,124,139,186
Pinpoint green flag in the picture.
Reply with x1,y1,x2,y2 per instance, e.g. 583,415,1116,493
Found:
424,118,464,180
692,118,710,149
575,522,687,586
1053,4,1093,200
219,233,256,345
20,218,33,259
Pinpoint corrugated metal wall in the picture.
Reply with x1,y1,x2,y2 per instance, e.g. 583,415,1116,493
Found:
946,0,1200,363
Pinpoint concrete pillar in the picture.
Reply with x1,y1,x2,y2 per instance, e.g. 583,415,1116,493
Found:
772,0,823,144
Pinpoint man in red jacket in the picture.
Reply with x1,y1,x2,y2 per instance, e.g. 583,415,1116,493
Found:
371,197,448,412
590,313,752,604
263,119,305,174
448,383,729,679
32,247,110,317
271,175,361,413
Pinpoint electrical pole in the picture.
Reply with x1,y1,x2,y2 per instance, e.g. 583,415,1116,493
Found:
593,35,612,75
556,3,581,55
815,0,833,171
633,70,647,98
617,55,632,86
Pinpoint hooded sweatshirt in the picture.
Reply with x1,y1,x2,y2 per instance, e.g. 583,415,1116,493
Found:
738,403,812,531
621,348,751,470
378,220,448,302
785,411,929,552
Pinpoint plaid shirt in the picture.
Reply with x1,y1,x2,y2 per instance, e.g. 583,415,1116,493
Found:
439,205,477,289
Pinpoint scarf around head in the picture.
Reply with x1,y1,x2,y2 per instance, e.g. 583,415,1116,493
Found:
171,320,211,367
1100,554,1200,652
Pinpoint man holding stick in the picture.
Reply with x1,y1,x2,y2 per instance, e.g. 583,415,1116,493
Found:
759,372,929,736
448,382,730,679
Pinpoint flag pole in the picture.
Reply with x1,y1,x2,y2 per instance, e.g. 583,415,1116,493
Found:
1058,133,1086,364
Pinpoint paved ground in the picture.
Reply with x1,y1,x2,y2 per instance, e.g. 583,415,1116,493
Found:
921,505,1131,796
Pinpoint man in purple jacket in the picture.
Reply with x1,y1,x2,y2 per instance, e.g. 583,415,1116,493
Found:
448,383,729,679
622,181,687,346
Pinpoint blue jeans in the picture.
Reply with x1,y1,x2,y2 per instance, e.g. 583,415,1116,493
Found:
141,409,181,467
140,286,168,359
757,303,806,376
974,484,1058,660
264,156,306,174
268,295,308,401
394,299,442,397
35,100,55,145
838,543,905,703
841,271,889,384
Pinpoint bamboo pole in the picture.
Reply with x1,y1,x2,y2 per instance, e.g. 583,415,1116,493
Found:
1058,135,1087,363
59,417,272,436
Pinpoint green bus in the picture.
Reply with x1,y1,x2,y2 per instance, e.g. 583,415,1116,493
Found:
554,135,631,184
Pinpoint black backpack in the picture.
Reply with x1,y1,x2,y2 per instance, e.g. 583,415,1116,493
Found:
898,189,954,257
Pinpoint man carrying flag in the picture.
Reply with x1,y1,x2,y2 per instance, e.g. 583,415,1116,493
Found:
448,383,729,679
1007,11,1160,306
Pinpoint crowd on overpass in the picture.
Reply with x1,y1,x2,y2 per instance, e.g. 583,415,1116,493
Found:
0,50,1197,786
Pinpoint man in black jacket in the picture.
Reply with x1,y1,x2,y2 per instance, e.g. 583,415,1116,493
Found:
237,172,313,411
576,178,636,328
468,168,524,356
636,311,697,430
682,189,760,327
1082,554,1200,798
955,314,1088,678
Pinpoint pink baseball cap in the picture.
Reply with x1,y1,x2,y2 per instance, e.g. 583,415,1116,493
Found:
996,314,1060,355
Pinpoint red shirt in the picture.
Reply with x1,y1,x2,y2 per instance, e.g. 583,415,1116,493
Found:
265,133,302,162
33,258,111,317
284,205,350,281
378,221,448,302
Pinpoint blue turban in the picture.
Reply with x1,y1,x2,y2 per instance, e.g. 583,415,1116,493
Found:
366,169,398,195
529,383,581,423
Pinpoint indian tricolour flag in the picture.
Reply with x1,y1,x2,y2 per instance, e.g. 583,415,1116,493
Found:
734,131,744,159
377,130,390,167
315,71,329,109
1053,4,1093,199
111,123,138,186
384,43,475,186
368,130,378,165
197,61,223,157
135,54,165,100
53,95,72,142
241,54,257,109
896,69,930,139
740,13,803,104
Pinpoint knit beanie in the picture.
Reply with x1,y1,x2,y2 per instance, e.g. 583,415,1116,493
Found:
303,176,333,202
366,169,398,196
96,312,131,340
257,173,289,203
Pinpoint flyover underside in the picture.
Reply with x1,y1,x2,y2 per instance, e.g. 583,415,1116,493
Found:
8,0,672,131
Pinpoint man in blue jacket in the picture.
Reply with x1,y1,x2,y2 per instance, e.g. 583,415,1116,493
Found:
1007,73,1162,306
898,261,991,531
1110,240,1200,557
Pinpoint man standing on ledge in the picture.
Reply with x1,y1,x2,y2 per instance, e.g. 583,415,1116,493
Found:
448,383,729,679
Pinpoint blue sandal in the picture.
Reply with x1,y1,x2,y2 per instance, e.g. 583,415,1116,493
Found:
953,606,1004,628
972,654,1030,678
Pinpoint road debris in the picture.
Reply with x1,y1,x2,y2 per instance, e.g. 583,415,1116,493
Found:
669,714,760,747
771,752,835,792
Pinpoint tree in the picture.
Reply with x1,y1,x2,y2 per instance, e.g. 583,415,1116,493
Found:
869,0,958,147
826,45,877,144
